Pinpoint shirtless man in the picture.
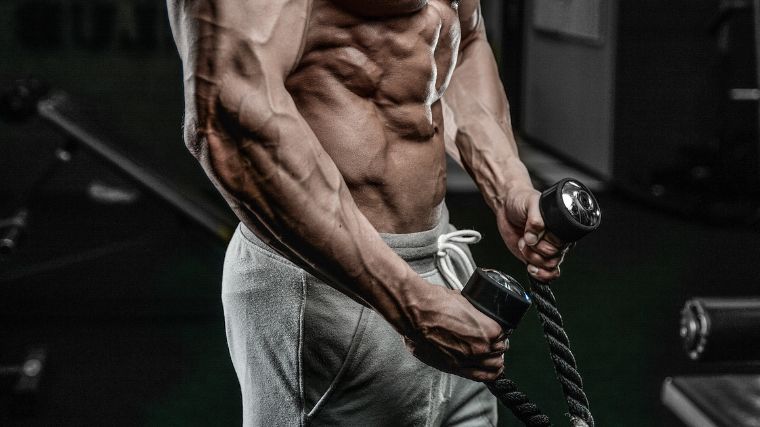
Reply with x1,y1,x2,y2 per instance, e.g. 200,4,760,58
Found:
168,0,567,425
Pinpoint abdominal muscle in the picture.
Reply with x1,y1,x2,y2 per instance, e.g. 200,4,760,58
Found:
284,0,461,234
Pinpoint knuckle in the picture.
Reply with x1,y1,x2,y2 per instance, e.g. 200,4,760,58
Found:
526,216,543,230
535,247,556,259
490,356,505,369
540,242,561,257
472,342,491,356
544,231,566,247
524,248,539,263
485,370,501,382
535,269,554,282
489,323,504,338
531,255,552,270
473,370,493,382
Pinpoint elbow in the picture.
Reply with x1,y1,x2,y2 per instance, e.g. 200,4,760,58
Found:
191,86,282,200
196,74,284,145
180,113,250,200
184,63,295,202
182,114,205,161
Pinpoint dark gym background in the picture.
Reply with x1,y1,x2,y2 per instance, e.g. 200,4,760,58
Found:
1,0,759,426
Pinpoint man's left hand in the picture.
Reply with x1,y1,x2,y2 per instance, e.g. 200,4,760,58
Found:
495,187,571,282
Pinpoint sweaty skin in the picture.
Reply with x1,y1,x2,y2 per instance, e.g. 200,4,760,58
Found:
167,0,568,381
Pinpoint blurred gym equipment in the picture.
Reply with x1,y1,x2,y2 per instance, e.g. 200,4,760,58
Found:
0,77,237,418
663,296,760,427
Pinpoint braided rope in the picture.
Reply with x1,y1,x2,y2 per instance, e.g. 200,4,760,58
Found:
529,277,595,427
484,275,594,427
485,375,552,427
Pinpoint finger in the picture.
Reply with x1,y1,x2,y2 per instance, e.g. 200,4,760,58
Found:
473,308,508,341
501,338,510,353
460,354,505,375
496,329,513,341
523,194,545,247
531,239,563,258
542,230,567,248
527,263,561,282
522,245,561,271
489,338,510,355
532,230,573,259
519,238,561,268
461,363,505,382
481,354,506,371
527,233,566,280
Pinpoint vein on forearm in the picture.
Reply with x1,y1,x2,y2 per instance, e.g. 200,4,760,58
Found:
175,0,431,336
444,16,531,211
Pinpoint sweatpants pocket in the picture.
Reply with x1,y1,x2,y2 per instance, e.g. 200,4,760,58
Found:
301,275,369,417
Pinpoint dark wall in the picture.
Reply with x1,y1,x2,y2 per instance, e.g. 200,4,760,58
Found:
613,0,758,197
0,0,210,198
499,0,525,125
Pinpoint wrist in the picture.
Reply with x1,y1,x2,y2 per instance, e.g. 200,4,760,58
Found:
378,272,442,338
485,160,535,214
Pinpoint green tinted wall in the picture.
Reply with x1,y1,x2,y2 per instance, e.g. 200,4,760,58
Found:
0,0,207,195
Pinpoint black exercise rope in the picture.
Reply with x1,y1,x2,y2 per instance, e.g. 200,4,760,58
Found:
484,276,594,427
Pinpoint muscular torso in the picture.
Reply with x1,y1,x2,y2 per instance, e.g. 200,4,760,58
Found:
285,0,462,233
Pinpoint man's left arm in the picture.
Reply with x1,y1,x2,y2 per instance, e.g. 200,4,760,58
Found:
442,0,566,281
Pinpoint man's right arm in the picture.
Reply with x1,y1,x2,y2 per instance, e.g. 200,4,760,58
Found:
167,0,506,381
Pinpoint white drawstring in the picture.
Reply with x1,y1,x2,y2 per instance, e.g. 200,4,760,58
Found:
436,230,481,291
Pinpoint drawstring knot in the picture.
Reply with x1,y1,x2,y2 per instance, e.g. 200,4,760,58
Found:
436,230,481,290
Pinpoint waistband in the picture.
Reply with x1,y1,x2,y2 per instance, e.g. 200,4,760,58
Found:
378,204,452,272
238,205,453,274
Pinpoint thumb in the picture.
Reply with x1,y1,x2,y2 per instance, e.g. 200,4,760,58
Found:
523,193,545,246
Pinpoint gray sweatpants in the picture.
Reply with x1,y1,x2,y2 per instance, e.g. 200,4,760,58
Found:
222,207,497,426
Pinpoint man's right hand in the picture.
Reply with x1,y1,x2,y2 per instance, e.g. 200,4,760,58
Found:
400,283,509,382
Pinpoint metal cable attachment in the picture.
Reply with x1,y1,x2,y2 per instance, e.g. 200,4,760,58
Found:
529,276,595,427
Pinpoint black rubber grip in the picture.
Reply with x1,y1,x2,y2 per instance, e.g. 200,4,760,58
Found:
462,268,532,330
539,178,601,243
